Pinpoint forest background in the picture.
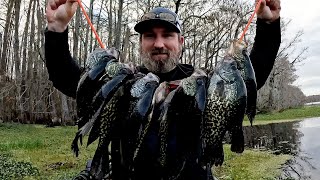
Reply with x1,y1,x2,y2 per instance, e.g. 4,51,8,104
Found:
0,0,316,125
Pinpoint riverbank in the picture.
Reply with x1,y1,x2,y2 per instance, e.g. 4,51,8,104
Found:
0,123,292,180
243,105,320,126
214,146,291,179
1,106,319,179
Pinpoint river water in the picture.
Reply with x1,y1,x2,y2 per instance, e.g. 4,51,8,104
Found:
238,117,320,179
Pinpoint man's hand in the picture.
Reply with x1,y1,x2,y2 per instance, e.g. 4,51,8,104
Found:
46,0,78,32
256,0,281,23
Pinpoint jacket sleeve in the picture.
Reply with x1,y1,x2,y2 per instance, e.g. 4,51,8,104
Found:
44,28,82,98
250,18,281,90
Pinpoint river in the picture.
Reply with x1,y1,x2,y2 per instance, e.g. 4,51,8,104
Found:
237,117,320,179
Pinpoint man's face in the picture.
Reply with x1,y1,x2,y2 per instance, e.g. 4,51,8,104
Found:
140,26,184,73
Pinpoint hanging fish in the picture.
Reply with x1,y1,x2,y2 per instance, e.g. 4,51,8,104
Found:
202,57,247,167
156,69,207,179
89,72,160,179
72,60,136,157
227,40,257,125
157,69,207,166
133,81,171,162
76,48,119,130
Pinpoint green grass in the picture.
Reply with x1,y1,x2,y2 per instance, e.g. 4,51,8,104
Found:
243,106,320,126
214,145,291,180
1,106,319,179
0,123,291,180
0,123,97,180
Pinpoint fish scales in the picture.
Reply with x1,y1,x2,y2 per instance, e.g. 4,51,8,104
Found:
72,60,136,156
120,73,160,169
89,73,154,179
202,58,247,167
133,81,170,162
157,69,207,179
89,84,127,180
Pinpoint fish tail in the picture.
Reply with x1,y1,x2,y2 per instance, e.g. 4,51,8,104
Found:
230,128,244,153
71,131,81,157
90,138,111,179
246,112,255,126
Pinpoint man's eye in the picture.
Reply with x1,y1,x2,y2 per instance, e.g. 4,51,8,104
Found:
144,34,155,38
163,33,174,37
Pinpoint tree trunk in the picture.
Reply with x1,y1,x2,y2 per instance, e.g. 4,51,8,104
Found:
114,0,123,50
26,0,36,122
0,0,14,77
60,93,71,125
73,8,81,60
20,0,33,121
108,0,113,47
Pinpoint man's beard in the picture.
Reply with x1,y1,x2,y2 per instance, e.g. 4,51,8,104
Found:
140,47,181,73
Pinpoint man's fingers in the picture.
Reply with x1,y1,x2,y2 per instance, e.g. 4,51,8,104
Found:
266,0,281,10
65,0,78,17
48,0,57,10
256,0,266,14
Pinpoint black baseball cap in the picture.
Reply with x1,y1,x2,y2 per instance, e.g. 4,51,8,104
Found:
134,7,182,34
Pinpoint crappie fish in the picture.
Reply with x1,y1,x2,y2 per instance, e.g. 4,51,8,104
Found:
76,48,119,130
88,72,160,179
227,40,257,125
89,81,128,180
72,60,136,156
202,57,247,167
133,81,171,162
158,69,207,167
154,69,207,179
121,73,160,171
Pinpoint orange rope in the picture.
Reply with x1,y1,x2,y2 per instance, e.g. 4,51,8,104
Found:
77,0,105,49
239,0,263,42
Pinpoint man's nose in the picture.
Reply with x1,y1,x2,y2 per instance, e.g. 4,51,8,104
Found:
153,37,165,48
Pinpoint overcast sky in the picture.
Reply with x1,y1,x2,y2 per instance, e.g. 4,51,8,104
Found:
280,0,320,96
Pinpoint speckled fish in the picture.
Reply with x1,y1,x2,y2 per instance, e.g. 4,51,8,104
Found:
89,72,160,179
72,61,136,156
133,81,171,161
227,40,257,125
202,57,247,167
76,48,119,131
157,69,207,171
120,72,160,170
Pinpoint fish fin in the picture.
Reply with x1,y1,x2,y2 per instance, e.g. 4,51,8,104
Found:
71,131,82,157
80,101,105,137
89,137,110,179
136,82,158,118
245,79,257,126
72,101,106,155
230,128,245,153
247,114,255,126
87,119,101,147
195,77,207,112
213,143,224,166
101,74,127,100
204,142,224,167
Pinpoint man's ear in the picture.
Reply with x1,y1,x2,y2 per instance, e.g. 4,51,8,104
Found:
179,35,184,45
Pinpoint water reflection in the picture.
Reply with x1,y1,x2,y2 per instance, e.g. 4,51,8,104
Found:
232,117,320,180
242,121,302,155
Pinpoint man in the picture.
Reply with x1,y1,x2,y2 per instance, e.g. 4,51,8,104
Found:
45,0,281,179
